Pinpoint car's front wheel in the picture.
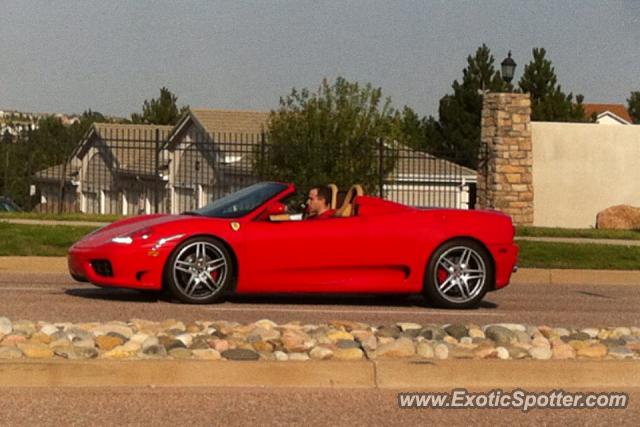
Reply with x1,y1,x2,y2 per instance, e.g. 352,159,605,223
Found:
165,236,233,304
423,239,493,309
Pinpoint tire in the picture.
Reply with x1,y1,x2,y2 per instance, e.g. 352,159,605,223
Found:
164,236,233,304
423,239,493,309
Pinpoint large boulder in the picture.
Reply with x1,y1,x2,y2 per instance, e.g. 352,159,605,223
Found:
596,205,640,230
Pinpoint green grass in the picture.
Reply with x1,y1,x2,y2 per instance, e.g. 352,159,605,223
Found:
0,223,99,256
517,241,640,270
516,226,640,240
0,212,121,223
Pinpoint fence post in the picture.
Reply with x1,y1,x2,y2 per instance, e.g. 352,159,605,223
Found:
25,128,33,211
378,137,384,198
259,132,266,181
154,128,160,213
478,93,533,225
3,142,9,196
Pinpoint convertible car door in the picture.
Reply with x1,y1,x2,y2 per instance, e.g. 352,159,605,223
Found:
238,216,408,293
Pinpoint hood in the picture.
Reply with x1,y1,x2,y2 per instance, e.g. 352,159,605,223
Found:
72,214,227,248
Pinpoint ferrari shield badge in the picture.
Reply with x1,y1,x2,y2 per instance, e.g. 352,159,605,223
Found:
230,222,241,232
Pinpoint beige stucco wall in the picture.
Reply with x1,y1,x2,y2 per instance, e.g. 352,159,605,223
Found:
532,122,640,228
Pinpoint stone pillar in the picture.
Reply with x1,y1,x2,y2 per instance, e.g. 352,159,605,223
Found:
477,93,533,225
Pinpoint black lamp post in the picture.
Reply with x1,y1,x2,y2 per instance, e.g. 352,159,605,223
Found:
501,51,517,84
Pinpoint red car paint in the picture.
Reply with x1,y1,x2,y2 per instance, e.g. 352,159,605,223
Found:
68,183,518,296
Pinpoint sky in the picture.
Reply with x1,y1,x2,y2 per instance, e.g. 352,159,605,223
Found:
1,0,639,119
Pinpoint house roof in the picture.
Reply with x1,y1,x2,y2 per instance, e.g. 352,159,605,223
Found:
83,123,173,177
167,108,270,147
190,109,269,135
33,162,75,183
583,104,632,124
388,145,476,181
165,109,270,175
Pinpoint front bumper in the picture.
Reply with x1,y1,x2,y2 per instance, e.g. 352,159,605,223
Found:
68,243,167,290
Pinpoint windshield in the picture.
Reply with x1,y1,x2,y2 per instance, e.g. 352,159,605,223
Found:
191,182,288,218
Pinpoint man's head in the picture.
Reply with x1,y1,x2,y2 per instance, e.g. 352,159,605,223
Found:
307,185,332,216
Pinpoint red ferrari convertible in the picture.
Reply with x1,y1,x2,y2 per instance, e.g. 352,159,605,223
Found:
68,182,518,309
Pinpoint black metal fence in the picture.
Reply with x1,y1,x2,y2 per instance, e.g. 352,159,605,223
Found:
3,128,478,215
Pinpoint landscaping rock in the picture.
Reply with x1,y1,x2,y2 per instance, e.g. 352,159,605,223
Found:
419,326,446,341
12,320,36,337
168,348,192,359
273,351,288,361
529,346,552,360
434,343,449,360
288,352,310,361
375,338,415,358
496,347,510,360
596,205,640,230
416,342,434,359
445,324,468,340
577,344,608,359
397,322,422,332
485,326,516,346
0,317,12,335
142,345,167,358
332,347,364,361
376,326,402,339
96,335,124,351
18,343,54,359
222,349,260,361
310,346,333,360
0,346,22,359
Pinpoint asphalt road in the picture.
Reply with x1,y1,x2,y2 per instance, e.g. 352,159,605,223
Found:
1,272,639,327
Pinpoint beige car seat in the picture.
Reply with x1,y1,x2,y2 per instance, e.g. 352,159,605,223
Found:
328,184,338,209
333,184,364,217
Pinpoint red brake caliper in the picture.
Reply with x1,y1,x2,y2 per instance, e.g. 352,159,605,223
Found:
210,270,220,282
437,267,449,286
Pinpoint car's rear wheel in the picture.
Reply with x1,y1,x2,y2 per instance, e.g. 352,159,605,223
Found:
165,236,233,304
423,239,493,309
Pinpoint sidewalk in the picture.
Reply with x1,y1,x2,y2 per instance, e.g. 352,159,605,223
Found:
0,359,638,389
516,236,640,247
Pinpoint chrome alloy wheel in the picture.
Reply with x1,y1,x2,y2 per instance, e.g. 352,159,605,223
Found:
433,246,487,304
172,241,228,300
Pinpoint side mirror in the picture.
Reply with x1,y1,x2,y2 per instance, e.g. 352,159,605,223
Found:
258,202,286,221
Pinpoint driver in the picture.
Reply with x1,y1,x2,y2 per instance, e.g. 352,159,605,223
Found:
306,185,335,220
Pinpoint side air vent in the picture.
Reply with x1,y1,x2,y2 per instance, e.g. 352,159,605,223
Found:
91,260,113,277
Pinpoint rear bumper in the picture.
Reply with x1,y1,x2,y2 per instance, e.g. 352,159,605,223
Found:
68,244,166,290
489,243,519,290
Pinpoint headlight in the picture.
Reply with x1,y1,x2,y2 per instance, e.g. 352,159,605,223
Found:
111,236,133,244
111,228,154,245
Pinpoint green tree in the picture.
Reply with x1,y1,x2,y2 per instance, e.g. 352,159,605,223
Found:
131,87,189,125
256,77,399,195
432,44,510,168
627,91,640,124
518,48,585,122
394,106,429,151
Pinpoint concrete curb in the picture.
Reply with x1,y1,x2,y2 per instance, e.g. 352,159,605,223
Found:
0,218,108,227
0,360,638,389
1,257,639,286
511,269,640,286
0,257,68,274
